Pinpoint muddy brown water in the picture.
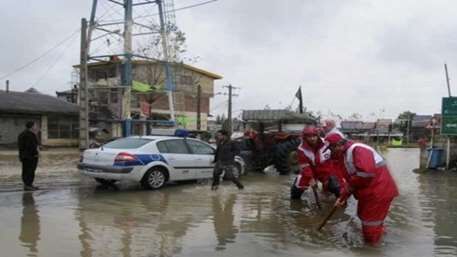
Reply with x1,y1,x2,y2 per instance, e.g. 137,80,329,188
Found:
1,148,457,257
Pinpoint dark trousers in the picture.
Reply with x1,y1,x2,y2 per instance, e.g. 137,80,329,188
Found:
212,162,243,188
21,158,38,186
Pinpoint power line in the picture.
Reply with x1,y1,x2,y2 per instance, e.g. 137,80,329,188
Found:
212,100,228,111
287,94,296,110
32,32,80,88
2,1,121,79
0,29,80,80
0,0,218,81
168,0,219,13
97,0,219,25
135,0,219,19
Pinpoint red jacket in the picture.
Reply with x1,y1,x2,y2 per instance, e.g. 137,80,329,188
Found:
295,139,339,189
336,142,399,201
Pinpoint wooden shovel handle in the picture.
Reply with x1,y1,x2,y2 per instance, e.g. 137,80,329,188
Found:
312,185,321,209
318,205,338,231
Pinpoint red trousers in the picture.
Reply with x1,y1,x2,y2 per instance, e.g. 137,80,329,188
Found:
357,197,394,246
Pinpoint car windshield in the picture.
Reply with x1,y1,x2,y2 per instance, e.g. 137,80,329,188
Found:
103,137,153,149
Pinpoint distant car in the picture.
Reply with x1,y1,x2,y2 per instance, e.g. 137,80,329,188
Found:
78,136,246,190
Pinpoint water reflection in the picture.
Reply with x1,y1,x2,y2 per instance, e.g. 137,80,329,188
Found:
19,193,40,257
212,194,239,250
75,187,213,257
417,172,457,256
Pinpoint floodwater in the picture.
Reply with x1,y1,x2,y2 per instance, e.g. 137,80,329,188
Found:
1,148,457,257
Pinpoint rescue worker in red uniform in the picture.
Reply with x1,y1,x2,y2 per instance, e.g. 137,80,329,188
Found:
291,126,343,199
325,133,399,246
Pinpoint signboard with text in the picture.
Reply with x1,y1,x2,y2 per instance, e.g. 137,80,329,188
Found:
441,97,457,135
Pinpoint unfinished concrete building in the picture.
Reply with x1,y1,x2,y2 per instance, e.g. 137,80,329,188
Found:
75,60,222,137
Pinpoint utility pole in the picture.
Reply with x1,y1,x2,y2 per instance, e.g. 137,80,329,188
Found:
157,0,176,122
222,84,239,135
121,0,133,137
79,18,89,150
196,84,201,131
445,63,452,169
406,115,411,145
445,63,452,97
228,85,233,135
297,86,303,114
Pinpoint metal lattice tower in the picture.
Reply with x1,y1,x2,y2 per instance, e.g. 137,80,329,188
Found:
163,0,177,61
79,0,178,146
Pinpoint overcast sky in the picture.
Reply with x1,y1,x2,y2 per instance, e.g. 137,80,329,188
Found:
2,0,457,121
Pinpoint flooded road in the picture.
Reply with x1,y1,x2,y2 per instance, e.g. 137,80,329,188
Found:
1,148,457,257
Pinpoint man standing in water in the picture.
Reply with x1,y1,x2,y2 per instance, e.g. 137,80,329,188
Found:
212,130,244,191
325,133,398,246
18,121,40,191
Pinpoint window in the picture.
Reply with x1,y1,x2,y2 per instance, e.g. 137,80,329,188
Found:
179,75,193,85
48,119,58,139
103,138,153,149
186,140,214,155
59,123,71,138
157,139,189,154
157,141,169,153
94,67,116,80
131,94,140,108
48,116,78,139
98,90,109,105
110,89,119,104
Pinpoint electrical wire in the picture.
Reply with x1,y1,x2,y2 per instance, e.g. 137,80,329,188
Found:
32,32,80,88
135,0,219,19
0,29,80,80
211,100,228,111
0,0,218,81
288,95,296,110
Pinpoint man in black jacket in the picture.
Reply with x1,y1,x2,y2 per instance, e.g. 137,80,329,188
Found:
211,130,244,190
18,121,40,191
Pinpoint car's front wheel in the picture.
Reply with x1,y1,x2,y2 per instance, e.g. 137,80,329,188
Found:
142,168,167,190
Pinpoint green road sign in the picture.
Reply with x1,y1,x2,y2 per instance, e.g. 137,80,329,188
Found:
442,97,457,115
441,97,457,135
441,116,457,135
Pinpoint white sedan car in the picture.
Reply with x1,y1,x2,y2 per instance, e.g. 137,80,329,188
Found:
78,136,245,189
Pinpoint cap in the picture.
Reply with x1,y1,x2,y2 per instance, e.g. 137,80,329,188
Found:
302,127,319,137
325,133,345,145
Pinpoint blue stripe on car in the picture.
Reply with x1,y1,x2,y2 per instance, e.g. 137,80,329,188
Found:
135,154,168,164
113,154,167,167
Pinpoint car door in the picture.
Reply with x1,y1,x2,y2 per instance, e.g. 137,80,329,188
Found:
156,139,195,181
185,139,216,179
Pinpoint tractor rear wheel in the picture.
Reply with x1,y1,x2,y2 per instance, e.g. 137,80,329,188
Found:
273,138,301,175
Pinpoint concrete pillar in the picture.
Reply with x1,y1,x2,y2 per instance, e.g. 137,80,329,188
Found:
112,123,122,138
142,122,147,135
41,115,48,145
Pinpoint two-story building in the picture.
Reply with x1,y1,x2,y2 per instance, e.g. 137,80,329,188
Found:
76,59,222,137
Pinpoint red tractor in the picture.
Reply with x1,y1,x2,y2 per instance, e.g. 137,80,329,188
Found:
238,110,316,175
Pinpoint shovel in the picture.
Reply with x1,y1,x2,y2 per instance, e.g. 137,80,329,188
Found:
317,204,338,231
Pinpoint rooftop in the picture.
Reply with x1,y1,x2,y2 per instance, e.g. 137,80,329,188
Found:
0,89,79,115
242,109,315,122
74,59,223,80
